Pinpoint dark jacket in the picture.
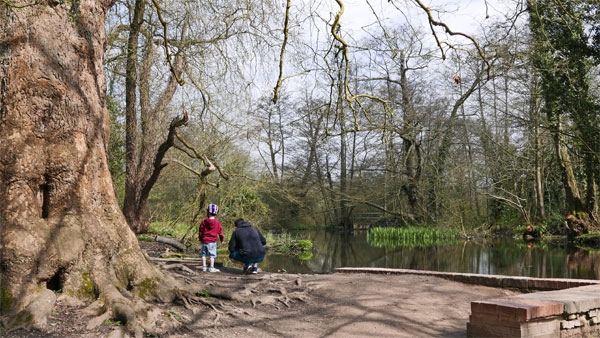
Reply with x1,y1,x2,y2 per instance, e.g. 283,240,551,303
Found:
228,221,267,259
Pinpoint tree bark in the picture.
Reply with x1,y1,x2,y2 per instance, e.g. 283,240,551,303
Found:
534,117,546,219
123,0,145,233
584,154,599,221
554,115,585,215
0,2,185,333
398,53,420,223
267,109,279,182
530,78,546,220
122,3,187,234
337,63,351,231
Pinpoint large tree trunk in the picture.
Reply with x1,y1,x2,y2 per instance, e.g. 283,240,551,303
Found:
529,76,546,220
534,119,546,220
554,115,585,215
122,0,145,233
398,54,420,223
0,2,185,334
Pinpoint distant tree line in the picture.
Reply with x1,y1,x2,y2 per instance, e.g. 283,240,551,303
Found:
103,0,600,233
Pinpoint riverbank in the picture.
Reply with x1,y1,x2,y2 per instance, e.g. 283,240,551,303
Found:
2,262,519,337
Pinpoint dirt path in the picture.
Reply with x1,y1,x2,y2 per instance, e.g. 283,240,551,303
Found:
2,245,520,337
184,268,518,338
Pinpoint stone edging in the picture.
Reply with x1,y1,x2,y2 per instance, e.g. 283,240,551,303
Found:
334,267,600,291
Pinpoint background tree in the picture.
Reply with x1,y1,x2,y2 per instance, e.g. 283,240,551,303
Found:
528,0,600,225
105,0,279,233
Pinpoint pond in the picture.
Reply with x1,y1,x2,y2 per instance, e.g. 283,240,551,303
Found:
250,230,600,280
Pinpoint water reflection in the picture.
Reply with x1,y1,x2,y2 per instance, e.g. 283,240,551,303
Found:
249,230,600,280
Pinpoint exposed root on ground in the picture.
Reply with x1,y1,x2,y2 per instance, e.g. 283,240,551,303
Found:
1,252,312,338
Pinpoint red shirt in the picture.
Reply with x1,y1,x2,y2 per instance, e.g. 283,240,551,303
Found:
198,217,224,244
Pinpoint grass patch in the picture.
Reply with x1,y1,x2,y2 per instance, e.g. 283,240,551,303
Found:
137,234,154,242
367,226,459,248
574,231,600,248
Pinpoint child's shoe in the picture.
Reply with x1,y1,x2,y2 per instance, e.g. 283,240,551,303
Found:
209,267,220,273
243,264,251,274
251,266,258,274
202,266,208,272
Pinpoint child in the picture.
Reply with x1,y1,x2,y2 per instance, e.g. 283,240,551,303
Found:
199,204,224,272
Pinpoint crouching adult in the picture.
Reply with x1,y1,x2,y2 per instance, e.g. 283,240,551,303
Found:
228,218,267,274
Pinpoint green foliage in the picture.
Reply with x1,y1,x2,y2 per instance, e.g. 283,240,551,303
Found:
137,234,154,242
257,183,307,228
197,288,210,298
104,319,122,326
574,231,600,248
535,222,548,236
513,224,528,237
265,232,313,256
491,204,523,228
539,211,568,235
529,0,600,218
295,239,313,251
218,185,270,228
298,251,313,261
148,222,190,238
144,129,272,243
513,223,548,239
367,227,459,248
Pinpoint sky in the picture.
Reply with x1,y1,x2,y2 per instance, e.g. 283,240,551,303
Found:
336,0,513,41
264,0,514,100
190,0,521,119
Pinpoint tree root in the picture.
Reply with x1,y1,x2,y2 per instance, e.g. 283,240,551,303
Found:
2,254,311,337
1,289,57,331
162,263,197,275
212,313,221,327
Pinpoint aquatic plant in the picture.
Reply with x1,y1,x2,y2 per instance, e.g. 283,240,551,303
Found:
367,227,459,248
265,232,313,257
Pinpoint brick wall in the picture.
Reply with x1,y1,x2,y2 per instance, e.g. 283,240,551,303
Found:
467,299,600,337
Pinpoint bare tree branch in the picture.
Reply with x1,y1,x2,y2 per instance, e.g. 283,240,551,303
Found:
412,0,489,71
272,0,291,104
152,0,185,85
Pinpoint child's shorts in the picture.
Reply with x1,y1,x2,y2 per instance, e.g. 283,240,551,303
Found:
201,242,217,258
